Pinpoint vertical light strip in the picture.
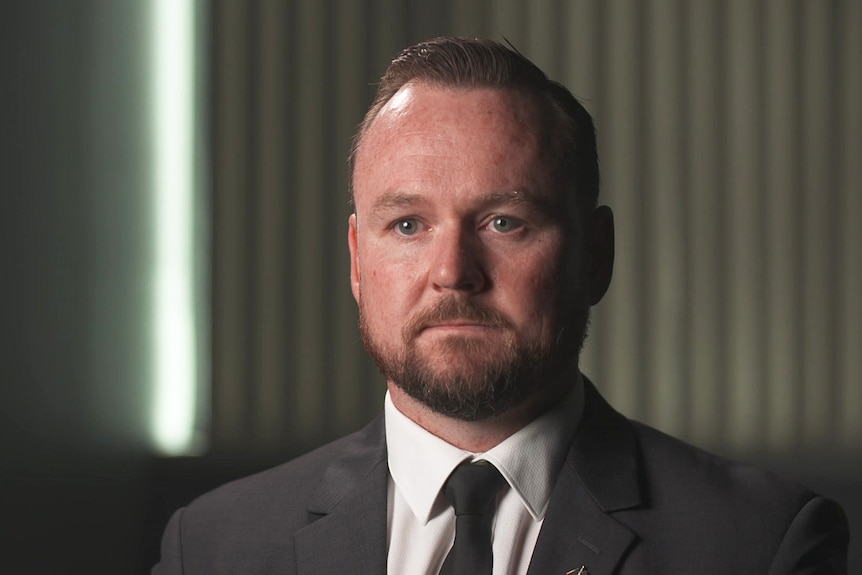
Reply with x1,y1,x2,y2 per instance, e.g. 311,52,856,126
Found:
152,0,198,455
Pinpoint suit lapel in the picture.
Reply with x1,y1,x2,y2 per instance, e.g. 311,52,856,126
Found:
527,380,642,575
292,381,643,575
294,416,389,575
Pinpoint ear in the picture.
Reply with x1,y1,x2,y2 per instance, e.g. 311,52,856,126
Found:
584,205,614,306
348,213,361,304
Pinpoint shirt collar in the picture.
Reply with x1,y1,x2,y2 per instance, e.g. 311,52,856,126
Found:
385,375,584,525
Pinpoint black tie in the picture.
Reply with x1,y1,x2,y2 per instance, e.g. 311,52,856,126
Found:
439,461,506,575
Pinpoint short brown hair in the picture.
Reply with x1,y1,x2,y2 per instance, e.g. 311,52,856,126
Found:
348,36,600,223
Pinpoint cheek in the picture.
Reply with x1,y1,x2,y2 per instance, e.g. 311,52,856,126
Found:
363,237,428,282
359,244,423,315
529,269,565,318
494,245,568,323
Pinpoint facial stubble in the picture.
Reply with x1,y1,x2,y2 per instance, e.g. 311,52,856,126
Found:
359,295,589,421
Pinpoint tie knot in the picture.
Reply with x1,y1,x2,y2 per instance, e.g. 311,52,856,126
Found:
443,461,506,516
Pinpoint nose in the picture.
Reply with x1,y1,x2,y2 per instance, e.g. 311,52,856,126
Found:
429,226,486,293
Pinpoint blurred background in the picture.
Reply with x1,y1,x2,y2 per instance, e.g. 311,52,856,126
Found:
2,0,859,572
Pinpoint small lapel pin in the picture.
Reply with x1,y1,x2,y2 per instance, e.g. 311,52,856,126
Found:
566,568,588,575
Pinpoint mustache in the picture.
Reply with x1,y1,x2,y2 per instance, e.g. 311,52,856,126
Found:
402,297,511,341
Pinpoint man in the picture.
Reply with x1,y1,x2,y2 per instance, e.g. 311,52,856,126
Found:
153,37,848,574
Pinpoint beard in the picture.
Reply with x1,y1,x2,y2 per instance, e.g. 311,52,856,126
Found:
359,295,589,421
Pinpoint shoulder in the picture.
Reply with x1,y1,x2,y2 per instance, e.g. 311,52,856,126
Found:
152,415,387,574
631,421,814,513
187,414,385,526
572,380,848,572
578,379,830,518
625,420,848,571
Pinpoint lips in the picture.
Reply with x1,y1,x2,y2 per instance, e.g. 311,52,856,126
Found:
422,322,494,331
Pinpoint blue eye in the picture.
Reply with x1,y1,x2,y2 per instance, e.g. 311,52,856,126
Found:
490,216,520,233
395,219,419,236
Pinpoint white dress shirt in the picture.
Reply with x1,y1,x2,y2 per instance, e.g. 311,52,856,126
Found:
385,378,584,575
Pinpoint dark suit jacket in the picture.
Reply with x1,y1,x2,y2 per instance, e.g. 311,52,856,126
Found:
153,381,849,574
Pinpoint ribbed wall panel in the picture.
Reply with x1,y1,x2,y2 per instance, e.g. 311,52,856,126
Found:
211,0,249,449
726,0,765,450
838,0,862,449
209,0,861,456
255,0,289,445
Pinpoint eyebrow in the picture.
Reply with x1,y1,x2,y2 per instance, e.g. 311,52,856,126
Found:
480,189,548,208
370,191,427,212
468,189,560,217
369,189,552,213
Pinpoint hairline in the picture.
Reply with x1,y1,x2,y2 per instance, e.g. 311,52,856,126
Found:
350,81,570,208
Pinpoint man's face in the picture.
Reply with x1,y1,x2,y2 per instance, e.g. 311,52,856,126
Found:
349,83,589,420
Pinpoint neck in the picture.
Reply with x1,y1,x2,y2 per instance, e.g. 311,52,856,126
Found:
387,376,576,453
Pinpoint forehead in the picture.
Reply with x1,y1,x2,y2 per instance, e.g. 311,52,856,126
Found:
354,83,554,210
